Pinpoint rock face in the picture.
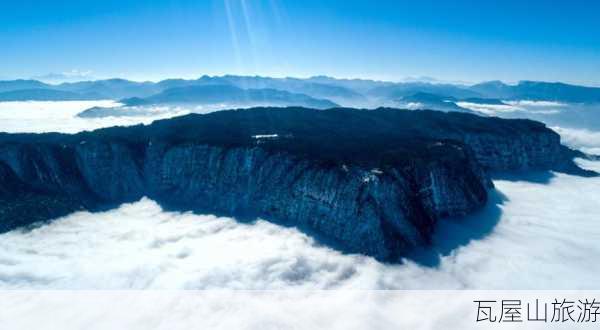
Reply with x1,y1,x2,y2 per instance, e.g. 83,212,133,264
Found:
0,107,591,260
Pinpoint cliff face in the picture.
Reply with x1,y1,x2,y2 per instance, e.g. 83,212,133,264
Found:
456,129,591,175
0,140,489,260
0,107,590,260
461,131,562,171
145,143,490,259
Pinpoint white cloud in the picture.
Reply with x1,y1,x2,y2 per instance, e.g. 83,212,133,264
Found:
2,290,583,330
0,101,184,134
455,102,519,115
505,100,567,108
553,126,600,155
457,100,566,116
404,102,425,110
0,101,335,133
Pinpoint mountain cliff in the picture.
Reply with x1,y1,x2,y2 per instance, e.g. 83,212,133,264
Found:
0,107,592,260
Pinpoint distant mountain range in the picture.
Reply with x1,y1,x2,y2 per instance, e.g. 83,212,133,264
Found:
120,84,338,109
77,84,338,118
471,80,600,103
0,88,102,101
1,76,600,110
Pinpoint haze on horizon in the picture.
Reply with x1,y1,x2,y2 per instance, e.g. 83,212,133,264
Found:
9,73,600,89
1,0,600,86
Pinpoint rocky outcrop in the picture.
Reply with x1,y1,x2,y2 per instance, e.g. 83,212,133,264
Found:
0,140,490,261
451,128,592,175
0,107,591,260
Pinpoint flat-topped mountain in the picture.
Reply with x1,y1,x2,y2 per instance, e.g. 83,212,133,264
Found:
0,107,593,260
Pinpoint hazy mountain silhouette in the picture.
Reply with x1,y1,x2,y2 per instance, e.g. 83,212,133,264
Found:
472,80,600,103
0,79,50,93
0,88,102,101
120,85,338,109
369,82,480,100
2,76,600,107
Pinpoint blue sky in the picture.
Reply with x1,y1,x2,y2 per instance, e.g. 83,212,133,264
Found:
1,0,599,85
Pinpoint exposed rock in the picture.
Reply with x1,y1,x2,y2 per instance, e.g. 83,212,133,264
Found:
0,107,591,260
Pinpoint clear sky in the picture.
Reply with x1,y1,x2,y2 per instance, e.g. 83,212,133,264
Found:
1,0,599,85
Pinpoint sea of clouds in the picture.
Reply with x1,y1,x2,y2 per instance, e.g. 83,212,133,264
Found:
1,101,600,291
0,100,320,134
456,100,567,116
1,100,600,329
0,100,192,134
4,289,588,329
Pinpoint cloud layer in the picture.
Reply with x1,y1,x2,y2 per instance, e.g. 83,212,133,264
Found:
553,126,600,154
457,100,567,116
0,100,172,134
1,100,600,290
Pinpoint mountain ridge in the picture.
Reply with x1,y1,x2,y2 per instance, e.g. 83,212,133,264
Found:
2,76,600,105
119,84,338,109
